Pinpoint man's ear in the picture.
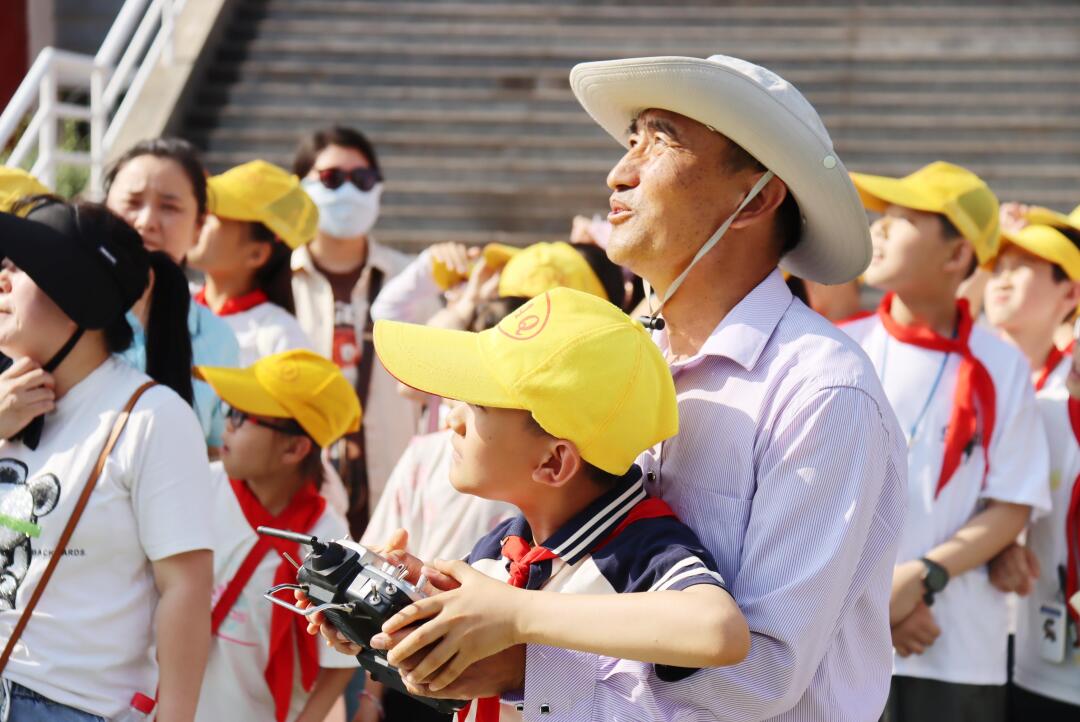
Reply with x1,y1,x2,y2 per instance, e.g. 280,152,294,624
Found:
729,175,788,231
280,435,313,467
532,439,583,489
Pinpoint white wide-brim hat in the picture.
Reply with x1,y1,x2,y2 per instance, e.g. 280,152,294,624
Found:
570,55,870,285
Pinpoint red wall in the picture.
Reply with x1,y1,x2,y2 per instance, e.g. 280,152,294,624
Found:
0,0,30,120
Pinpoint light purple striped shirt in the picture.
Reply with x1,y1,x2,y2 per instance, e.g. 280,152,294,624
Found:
517,269,908,721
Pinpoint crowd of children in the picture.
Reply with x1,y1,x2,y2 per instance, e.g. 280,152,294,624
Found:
0,50,1078,722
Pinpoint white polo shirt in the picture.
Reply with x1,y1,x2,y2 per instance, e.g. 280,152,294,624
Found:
196,463,357,722
843,314,1052,685
217,301,312,367
1013,388,1080,706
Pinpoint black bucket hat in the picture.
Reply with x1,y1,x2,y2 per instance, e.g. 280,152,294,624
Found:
0,197,149,328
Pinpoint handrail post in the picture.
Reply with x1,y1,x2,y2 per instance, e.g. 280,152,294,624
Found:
89,64,109,200
37,69,58,190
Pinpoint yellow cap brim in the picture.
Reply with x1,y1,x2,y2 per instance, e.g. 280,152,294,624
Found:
373,321,518,409
482,243,520,269
195,366,292,418
849,172,945,215
1001,226,1080,281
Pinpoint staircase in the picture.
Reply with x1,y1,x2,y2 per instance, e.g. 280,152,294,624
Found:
178,0,1080,251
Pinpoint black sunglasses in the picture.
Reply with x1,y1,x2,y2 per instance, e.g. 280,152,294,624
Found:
315,167,382,192
226,407,307,436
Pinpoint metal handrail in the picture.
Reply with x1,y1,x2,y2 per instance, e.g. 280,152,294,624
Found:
0,0,182,198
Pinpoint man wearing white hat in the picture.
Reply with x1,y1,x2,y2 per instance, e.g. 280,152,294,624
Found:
333,55,908,721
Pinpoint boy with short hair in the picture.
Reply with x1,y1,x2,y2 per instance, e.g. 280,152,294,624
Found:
841,161,1052,721
189,160,314,365
193,349,361,722
366,287,750,719
984,208,1080,392
993,323,1080,720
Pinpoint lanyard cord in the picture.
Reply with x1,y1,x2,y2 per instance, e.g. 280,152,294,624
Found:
642,171,775,328
881,334,951,445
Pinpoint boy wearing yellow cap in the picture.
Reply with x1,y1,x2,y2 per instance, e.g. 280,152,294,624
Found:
189,160,315,365
193,350,361,722
358,287,748,719
842,162,1051,721
990,323,1080,720
985,209,1080,392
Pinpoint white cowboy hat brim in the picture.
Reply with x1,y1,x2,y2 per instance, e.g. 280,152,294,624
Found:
570,56,870,285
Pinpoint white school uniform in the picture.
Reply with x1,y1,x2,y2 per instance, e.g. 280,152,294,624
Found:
843,314,1051,685
1012,387,1080,706
196,463,357,722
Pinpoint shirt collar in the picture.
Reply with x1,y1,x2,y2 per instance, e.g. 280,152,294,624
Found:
660,268,792,371
290,238,396,276
505,466,647,567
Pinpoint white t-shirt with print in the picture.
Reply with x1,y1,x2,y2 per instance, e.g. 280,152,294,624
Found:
1013,387,1080,706
843,315,1051,685
196,463,357,722
0,356,212,718
219,301,312,366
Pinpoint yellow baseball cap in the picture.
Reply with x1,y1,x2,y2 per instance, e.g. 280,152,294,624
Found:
207,160,318,249
493,242,608,300
1069,204,1080,227
1000,225,1080,281
0,168,49,214
374,287,677,474
196,349,361,448
850,161,1000,265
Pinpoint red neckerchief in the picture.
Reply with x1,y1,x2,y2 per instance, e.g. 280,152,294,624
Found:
835,309,874,327
1065,397,1080,634
213,479,326,722
877,292,996,499
1035,341,1072,392
460,497,678,722
193,287,269,316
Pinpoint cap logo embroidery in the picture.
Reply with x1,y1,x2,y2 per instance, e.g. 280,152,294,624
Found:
275,361,300,383
98,246,118,265
499,292,551,341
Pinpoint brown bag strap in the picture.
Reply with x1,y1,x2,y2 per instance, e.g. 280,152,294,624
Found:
0,380,156,673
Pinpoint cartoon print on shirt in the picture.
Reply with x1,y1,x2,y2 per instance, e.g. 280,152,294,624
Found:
0,459,61,609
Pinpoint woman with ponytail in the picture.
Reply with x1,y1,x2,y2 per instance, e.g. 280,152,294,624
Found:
0,196,212,721
105,138,240,453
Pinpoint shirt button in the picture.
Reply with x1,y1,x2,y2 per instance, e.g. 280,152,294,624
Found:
539,703,551,714
515,703,525,712
646,471,657,483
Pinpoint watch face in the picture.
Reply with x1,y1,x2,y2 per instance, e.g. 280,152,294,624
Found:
924,563,948,593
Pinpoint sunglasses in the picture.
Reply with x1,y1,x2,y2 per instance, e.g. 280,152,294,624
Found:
315,167,382,192
226,407,307,437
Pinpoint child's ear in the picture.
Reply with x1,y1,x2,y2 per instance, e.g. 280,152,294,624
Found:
532,440,582,489
942,238,975,277
246,235,273,270
1064,280,1080,309
280,435,313,467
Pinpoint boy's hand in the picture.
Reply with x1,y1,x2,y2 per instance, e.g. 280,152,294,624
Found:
988,542,1039,595
399,645,527,700
891,602,940,657
372,560,524,691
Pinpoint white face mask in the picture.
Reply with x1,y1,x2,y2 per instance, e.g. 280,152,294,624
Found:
643,170,775,328
302,178,383,240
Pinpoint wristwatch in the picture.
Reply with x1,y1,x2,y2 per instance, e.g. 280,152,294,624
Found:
919,557,949,606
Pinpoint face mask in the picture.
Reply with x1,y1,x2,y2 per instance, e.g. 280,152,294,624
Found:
642,170,775,330
302,178,383,239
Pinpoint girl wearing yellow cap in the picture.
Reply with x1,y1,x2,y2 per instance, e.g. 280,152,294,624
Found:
188,160,314,365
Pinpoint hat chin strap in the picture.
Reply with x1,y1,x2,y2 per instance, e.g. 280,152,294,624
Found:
642,170,775,330
43,327,85,373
